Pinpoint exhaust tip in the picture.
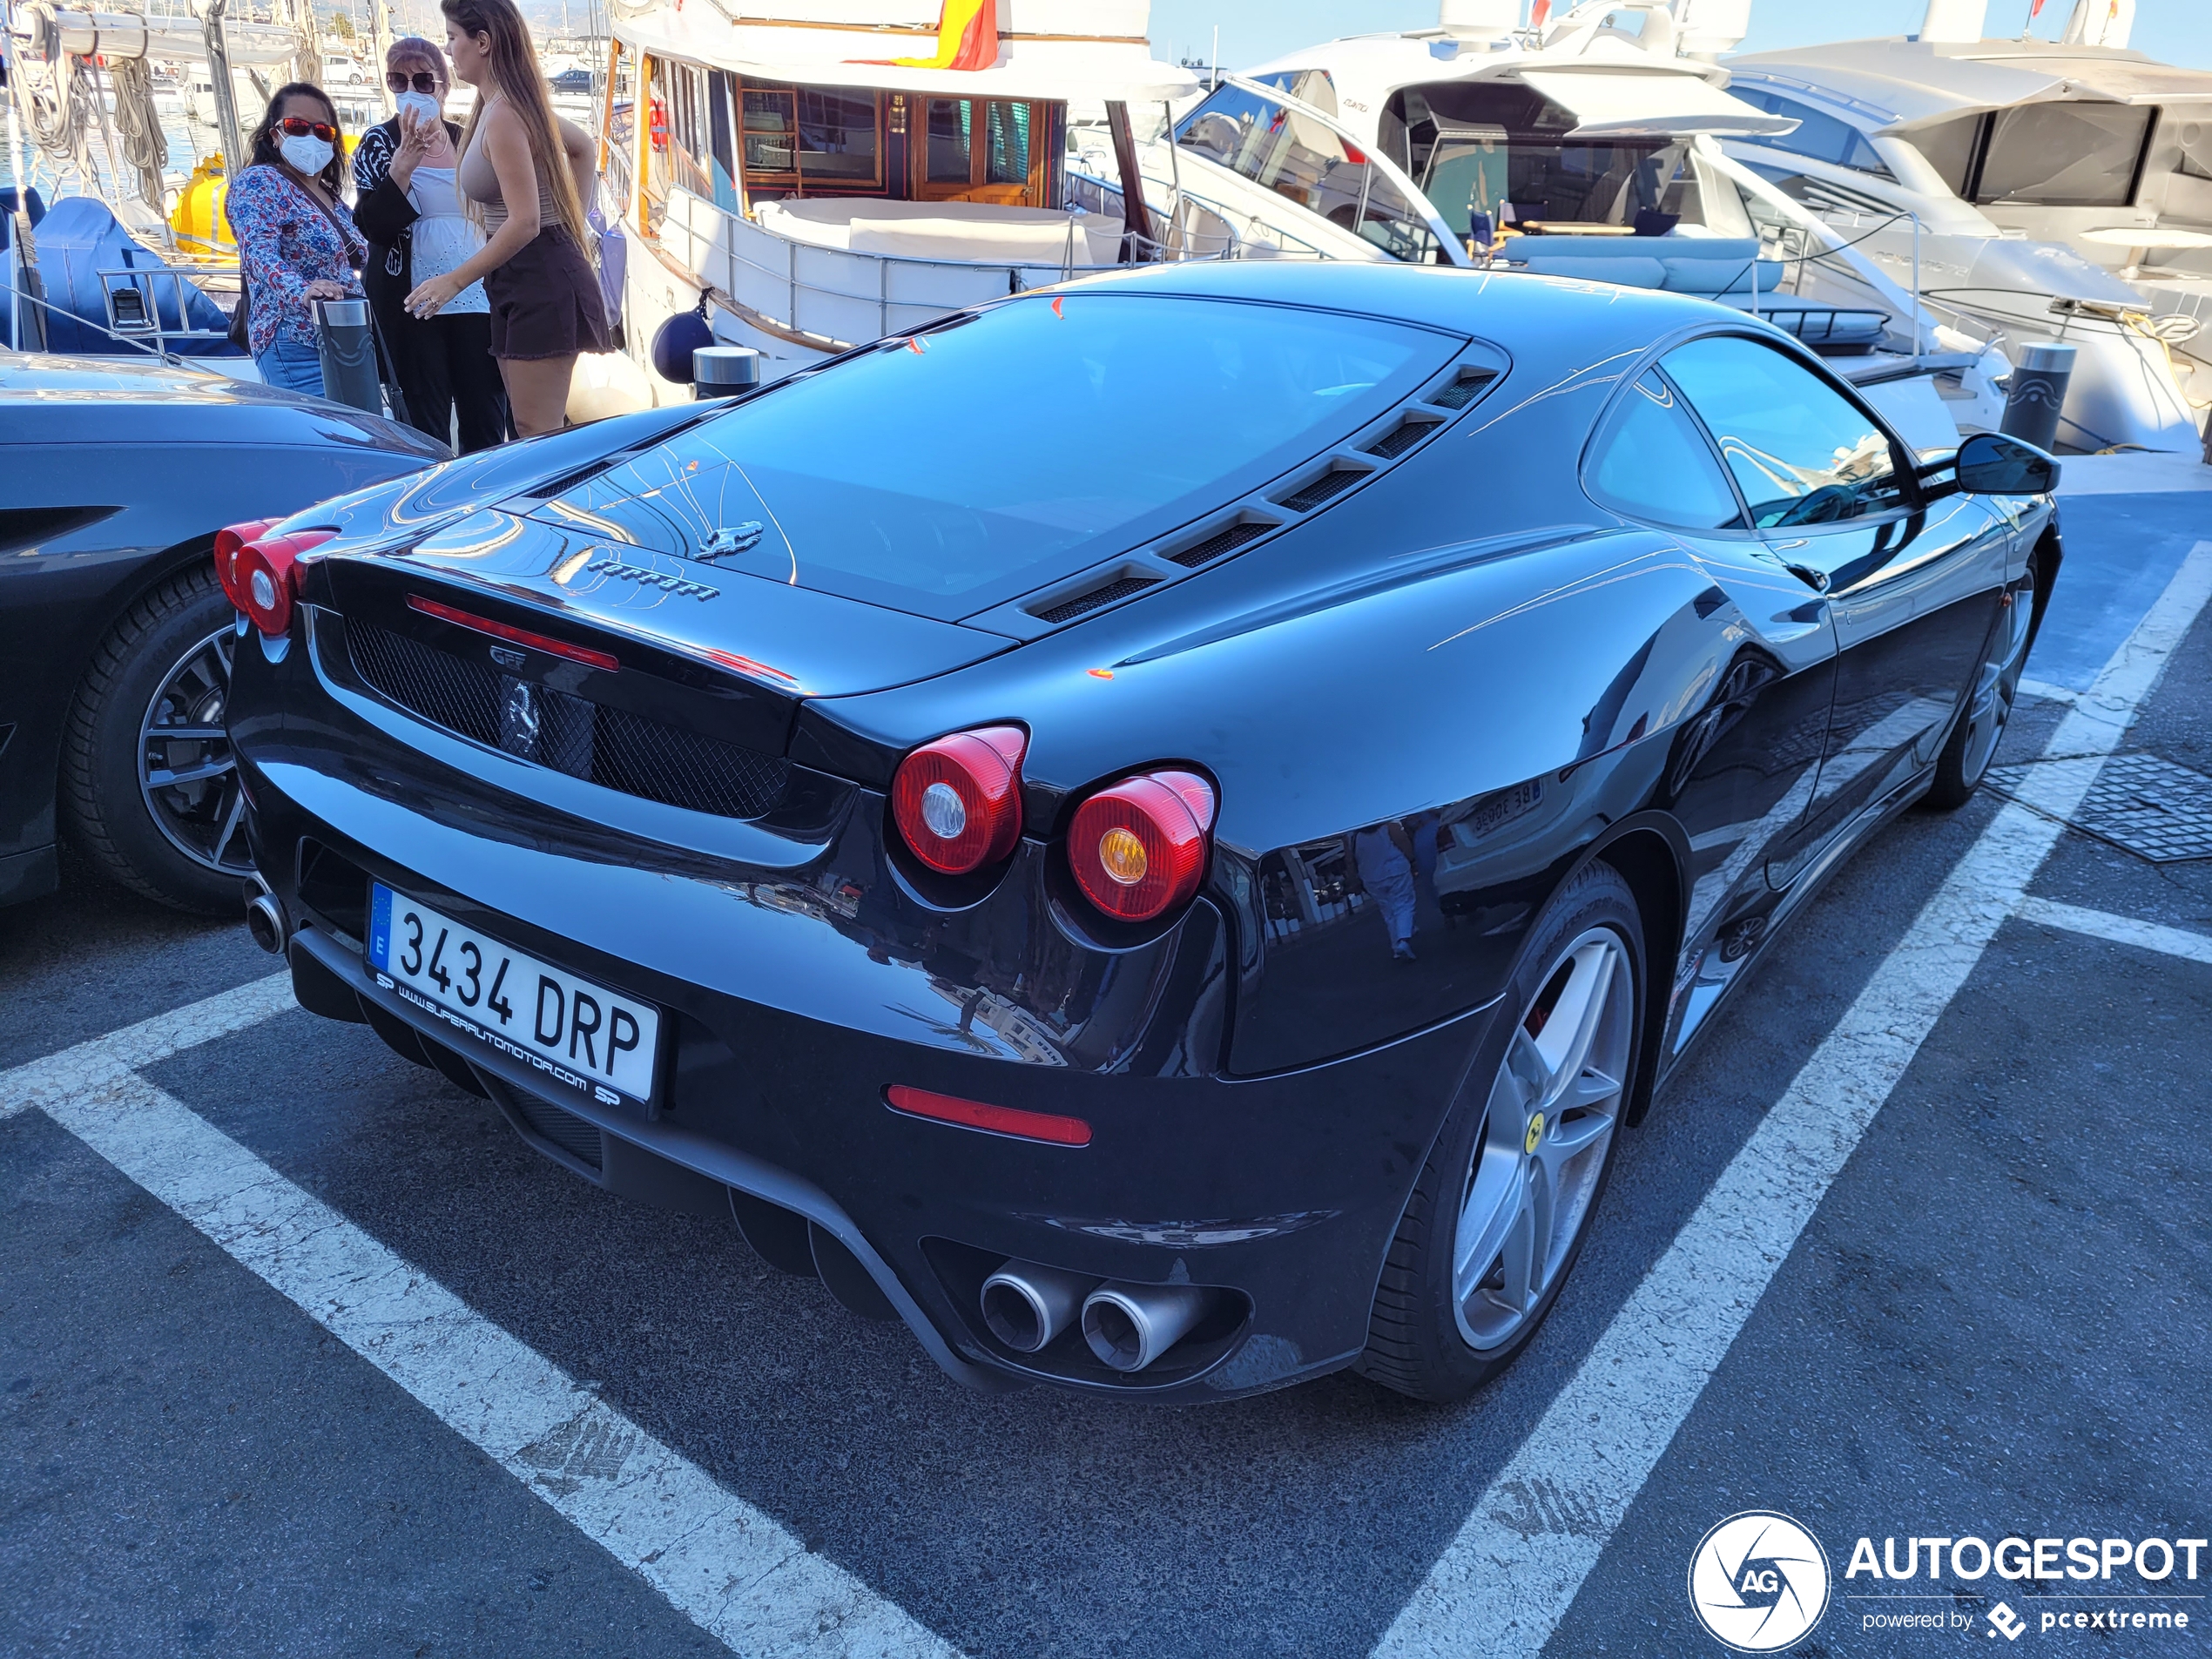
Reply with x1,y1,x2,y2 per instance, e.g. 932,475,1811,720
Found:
245,893,286,954
981,1278,1050,1352
1081,1283,1211,1373
980,1261,1097,1355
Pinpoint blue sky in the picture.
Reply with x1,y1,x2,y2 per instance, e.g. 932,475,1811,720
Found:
1147,0,2209,74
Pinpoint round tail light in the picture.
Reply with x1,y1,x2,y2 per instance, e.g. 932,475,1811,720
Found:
212,519,277,610
1068,768,1216,922
231,529,334,637
891,725,1028,874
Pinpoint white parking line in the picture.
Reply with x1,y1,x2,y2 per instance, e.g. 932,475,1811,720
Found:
2016,897,2212,966
3,983,958,1658
1373,541,2212,1659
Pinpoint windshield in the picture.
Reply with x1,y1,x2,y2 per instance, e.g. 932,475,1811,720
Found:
1386,83,1701,234
1175,84,1446,263
545,294,1463,620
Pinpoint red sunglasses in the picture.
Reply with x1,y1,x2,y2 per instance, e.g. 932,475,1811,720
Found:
277,115,340,142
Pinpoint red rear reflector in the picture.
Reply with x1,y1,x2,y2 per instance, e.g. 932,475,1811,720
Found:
884,1085,1091,1147
407,595,620,671
233,529,334,637
213,519,276,608
890,725,1027,875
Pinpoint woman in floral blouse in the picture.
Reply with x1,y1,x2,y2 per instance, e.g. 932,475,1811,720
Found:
225,83,366,397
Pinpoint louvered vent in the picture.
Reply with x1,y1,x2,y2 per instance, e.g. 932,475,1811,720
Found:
1427,368,1498,410
523,457,624,500
1365,415,1441,460
1277,465,1366,513
1033,572,1160,624
1165,518,1273,569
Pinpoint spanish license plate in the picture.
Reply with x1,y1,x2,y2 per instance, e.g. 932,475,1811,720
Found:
366,884,660,1108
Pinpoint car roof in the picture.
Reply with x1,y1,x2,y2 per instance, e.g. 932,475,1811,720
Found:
1052,259,1748,369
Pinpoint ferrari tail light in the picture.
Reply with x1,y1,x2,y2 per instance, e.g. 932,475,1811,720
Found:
212,519,276,609
891,725,1027,874
231,529,335,637
1068,769,1216,923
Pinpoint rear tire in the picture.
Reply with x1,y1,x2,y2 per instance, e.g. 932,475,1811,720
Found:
60,563,252,915
1357,860,1643,1404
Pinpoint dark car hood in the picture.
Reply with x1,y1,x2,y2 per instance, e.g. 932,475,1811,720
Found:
0,352,448,457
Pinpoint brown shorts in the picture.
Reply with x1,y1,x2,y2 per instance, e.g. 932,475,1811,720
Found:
485,226,610,361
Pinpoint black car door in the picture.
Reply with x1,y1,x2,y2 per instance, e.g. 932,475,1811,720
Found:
1580,366,1842,1054
1660,334,2011,872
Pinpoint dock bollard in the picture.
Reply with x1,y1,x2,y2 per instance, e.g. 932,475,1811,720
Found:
1998,341,2076,453
312,298,382,414
692,345,763,399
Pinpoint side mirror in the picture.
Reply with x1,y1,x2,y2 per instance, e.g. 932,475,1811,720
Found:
1955,431,2060,497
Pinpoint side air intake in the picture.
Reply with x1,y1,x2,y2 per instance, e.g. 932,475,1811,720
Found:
1163,516,1278,569
1276,463,1370,514
1030,570,1162,624
1426,366,1499,410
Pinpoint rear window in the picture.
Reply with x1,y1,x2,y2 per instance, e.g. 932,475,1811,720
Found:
567,293,1461,618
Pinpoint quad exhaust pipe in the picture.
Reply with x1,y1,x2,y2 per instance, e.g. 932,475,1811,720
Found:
979,1261,1214,1372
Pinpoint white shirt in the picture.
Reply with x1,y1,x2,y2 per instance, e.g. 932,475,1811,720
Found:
406,166,489,315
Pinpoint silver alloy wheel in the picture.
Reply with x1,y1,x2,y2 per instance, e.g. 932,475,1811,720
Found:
1958,570,2039,787
1453,927,1634,1352
137,624,250,874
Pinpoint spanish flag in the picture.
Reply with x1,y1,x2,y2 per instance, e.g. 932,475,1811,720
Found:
892,0,998,71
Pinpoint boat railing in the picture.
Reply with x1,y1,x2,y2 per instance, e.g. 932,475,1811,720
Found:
96,261,240,354
658,185,1255,355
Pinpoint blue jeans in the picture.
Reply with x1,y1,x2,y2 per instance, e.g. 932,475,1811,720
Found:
255,333,326,398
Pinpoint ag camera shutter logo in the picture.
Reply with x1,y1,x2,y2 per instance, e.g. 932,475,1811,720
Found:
1689,1511,1832,1651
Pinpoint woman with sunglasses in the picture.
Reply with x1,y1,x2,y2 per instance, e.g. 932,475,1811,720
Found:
353,38,508,450
224,84,366,397
405,0,607,437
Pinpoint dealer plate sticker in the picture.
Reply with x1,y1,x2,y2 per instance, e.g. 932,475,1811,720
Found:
367,883,659,1106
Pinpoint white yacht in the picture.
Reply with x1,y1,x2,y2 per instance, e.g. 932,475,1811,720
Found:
577,0,1200,411
1721,0,2209,452
1115,0,2015,444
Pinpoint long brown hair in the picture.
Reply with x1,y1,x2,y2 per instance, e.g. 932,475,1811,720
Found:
442,0,589,244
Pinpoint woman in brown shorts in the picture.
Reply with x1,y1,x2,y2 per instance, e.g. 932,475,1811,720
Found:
402,0,606,435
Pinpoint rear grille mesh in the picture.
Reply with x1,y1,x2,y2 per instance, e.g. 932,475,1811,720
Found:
346,618,787,819
1366,417,1440,460
1033,573,1160,624
1165,519,1272,568
1427,368,1498,410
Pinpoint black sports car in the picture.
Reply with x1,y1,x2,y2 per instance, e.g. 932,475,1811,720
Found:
227,264,2059,1402
0,354,444,912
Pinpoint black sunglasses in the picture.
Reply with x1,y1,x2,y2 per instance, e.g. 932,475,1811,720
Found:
386,70,442,93
277,114,339,142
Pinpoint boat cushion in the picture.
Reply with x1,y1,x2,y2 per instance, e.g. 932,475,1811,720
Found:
1518,255,1668,288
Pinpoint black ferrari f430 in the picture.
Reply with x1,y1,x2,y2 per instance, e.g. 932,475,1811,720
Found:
226,263,2059,1402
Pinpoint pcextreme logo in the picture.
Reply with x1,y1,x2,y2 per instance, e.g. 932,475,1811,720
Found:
1688,1511,1832,1652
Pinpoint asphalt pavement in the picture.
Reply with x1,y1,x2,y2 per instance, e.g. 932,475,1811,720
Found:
4,466,2209,1659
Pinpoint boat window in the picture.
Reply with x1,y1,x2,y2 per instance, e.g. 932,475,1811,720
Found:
915,98,1045,202
593,295,1464,619
1174,84,1443,261
1973,102,2152,207
1729,89,1893,179
1904,112,1980,199
656,59,716,204
1662,336,1908,528
1584,373,1744,531
739,81,884,192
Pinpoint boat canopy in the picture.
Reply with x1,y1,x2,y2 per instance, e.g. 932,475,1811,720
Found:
1517,67,1799,138
610,0,1198,105
1729,37,2212,130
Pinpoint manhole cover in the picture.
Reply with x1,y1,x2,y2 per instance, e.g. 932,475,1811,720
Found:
1986,752,2212,862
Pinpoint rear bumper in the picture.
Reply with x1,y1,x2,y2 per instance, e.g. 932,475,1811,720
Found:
242,752,1496,1401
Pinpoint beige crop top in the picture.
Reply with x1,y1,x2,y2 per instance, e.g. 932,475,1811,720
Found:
458,104,562,237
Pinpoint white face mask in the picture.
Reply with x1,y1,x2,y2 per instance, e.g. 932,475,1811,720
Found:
395,91,442,128
279,131,334,175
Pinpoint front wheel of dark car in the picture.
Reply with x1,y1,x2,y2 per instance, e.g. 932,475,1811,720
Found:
1358,861,1642,1404
1923,565,2039,811
60,563,254,914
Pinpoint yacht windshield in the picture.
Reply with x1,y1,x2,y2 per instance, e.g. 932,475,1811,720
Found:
1175,83,1446,262
1384,82,1702,235
557,294,1463,619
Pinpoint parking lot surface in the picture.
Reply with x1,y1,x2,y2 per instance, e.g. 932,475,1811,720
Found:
5,468,2209,1658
